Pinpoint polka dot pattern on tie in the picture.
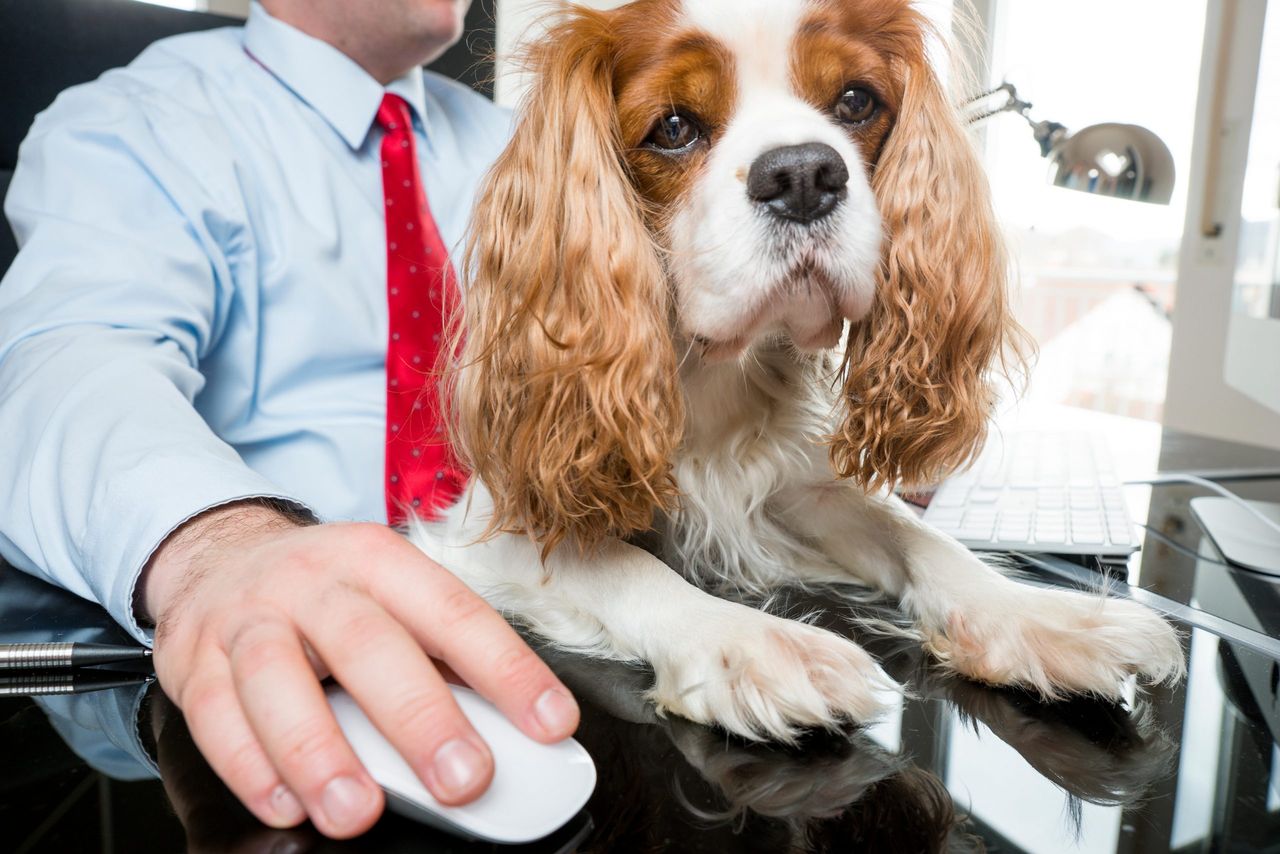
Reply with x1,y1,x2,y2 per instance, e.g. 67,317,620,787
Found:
375,93,468,525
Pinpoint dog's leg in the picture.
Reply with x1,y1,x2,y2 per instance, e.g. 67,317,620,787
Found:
780,484,1184,700
406,492,891,742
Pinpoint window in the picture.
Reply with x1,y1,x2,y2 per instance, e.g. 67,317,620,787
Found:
981,1,1207,422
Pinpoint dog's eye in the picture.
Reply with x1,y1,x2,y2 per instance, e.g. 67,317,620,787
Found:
646,112,702,152
834,87,878,126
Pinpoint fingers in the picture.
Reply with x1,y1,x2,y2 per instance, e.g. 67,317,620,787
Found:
300,596,494,805
178,657,308,829
371,560,580,744
226,617,384,839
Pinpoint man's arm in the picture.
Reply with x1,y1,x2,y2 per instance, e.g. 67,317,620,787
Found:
0,80,312,641
0,82,579,839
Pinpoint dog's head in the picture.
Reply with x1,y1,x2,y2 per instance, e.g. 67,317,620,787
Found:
453,0,1022,550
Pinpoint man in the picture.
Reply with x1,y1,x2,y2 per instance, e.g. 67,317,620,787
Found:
0,0,580,840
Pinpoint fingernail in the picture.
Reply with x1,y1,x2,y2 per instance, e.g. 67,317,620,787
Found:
534,688,578,736
321,775,375,830
432,738,486,798
268,784,306,825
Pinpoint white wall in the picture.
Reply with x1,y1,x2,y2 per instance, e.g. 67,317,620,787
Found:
493,0,630,106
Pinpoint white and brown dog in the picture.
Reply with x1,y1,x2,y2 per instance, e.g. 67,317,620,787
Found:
409,0,1184,742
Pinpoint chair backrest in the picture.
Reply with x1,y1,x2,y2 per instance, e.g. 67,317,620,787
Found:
0,0,237,279
0,0,496,277
0,171,12,280
0,169,13,277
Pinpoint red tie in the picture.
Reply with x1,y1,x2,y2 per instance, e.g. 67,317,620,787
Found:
375,94,466,525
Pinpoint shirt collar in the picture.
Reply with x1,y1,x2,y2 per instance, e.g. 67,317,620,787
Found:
242,2,430,150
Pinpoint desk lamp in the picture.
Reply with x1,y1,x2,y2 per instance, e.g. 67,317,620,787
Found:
967,81,1176,205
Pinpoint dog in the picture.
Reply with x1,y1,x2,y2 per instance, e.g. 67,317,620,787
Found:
408,0,1185,743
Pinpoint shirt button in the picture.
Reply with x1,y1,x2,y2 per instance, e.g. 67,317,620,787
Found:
390,287,399,296
391,423,400,432
412,355,421,364
412,497,421,507
401,139,409,148
412,448,421,458
435,471,444,480
390,474,399,484
390,242,398,251
390,379,399,387
409,265,417,274
392,332,400,341
411,310,420,319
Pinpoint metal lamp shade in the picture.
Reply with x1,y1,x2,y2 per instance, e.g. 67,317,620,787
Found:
1046,122,1176,205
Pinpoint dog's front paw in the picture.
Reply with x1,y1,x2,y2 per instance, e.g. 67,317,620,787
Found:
646,605,892,743
925,586,1185,701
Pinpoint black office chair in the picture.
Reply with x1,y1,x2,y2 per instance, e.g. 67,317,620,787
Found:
0,0,496,277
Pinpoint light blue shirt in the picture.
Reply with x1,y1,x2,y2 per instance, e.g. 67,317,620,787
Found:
0,3,512,644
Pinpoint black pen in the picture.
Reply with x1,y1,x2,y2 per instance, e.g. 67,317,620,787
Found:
0,641,153,670
0,670,154,697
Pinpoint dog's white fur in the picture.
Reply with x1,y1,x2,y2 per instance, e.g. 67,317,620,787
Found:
407,0,1185,742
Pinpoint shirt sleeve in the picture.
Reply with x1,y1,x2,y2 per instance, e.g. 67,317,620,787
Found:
0,77,314,645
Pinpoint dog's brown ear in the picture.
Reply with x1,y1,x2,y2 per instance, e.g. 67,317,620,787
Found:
448,9,683,554
830,23,1028,492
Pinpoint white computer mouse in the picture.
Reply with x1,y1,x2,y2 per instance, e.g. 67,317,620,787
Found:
326,683,597,844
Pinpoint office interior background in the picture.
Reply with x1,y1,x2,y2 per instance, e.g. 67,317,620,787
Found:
27,0,1280,449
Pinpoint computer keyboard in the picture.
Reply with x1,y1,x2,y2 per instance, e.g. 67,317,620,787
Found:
921,430,1139,557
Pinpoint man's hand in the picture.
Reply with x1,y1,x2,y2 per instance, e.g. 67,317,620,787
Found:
141,502,580,839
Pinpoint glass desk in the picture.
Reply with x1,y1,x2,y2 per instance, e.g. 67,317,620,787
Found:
2,424,1278,853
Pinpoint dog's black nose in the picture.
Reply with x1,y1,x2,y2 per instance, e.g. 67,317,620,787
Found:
747,143,849,223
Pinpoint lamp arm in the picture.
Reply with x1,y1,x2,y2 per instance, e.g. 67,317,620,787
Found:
964,81,1034,125
964,81,1070,158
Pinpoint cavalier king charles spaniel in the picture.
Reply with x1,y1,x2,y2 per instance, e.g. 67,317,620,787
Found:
409,0,1185,742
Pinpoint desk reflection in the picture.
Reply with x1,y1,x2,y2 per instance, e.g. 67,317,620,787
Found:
6,574,1267,853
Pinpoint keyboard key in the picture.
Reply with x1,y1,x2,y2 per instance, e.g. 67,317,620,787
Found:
1070,491,1100,510
1036,510,1067,526
1038,490,1066,509
927,508,964,523
1072,529,1105,545
998,523,1030,542
1004,489,1038,510
1073,511,1104,528
959,520,995,540
1034,526,1067,544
